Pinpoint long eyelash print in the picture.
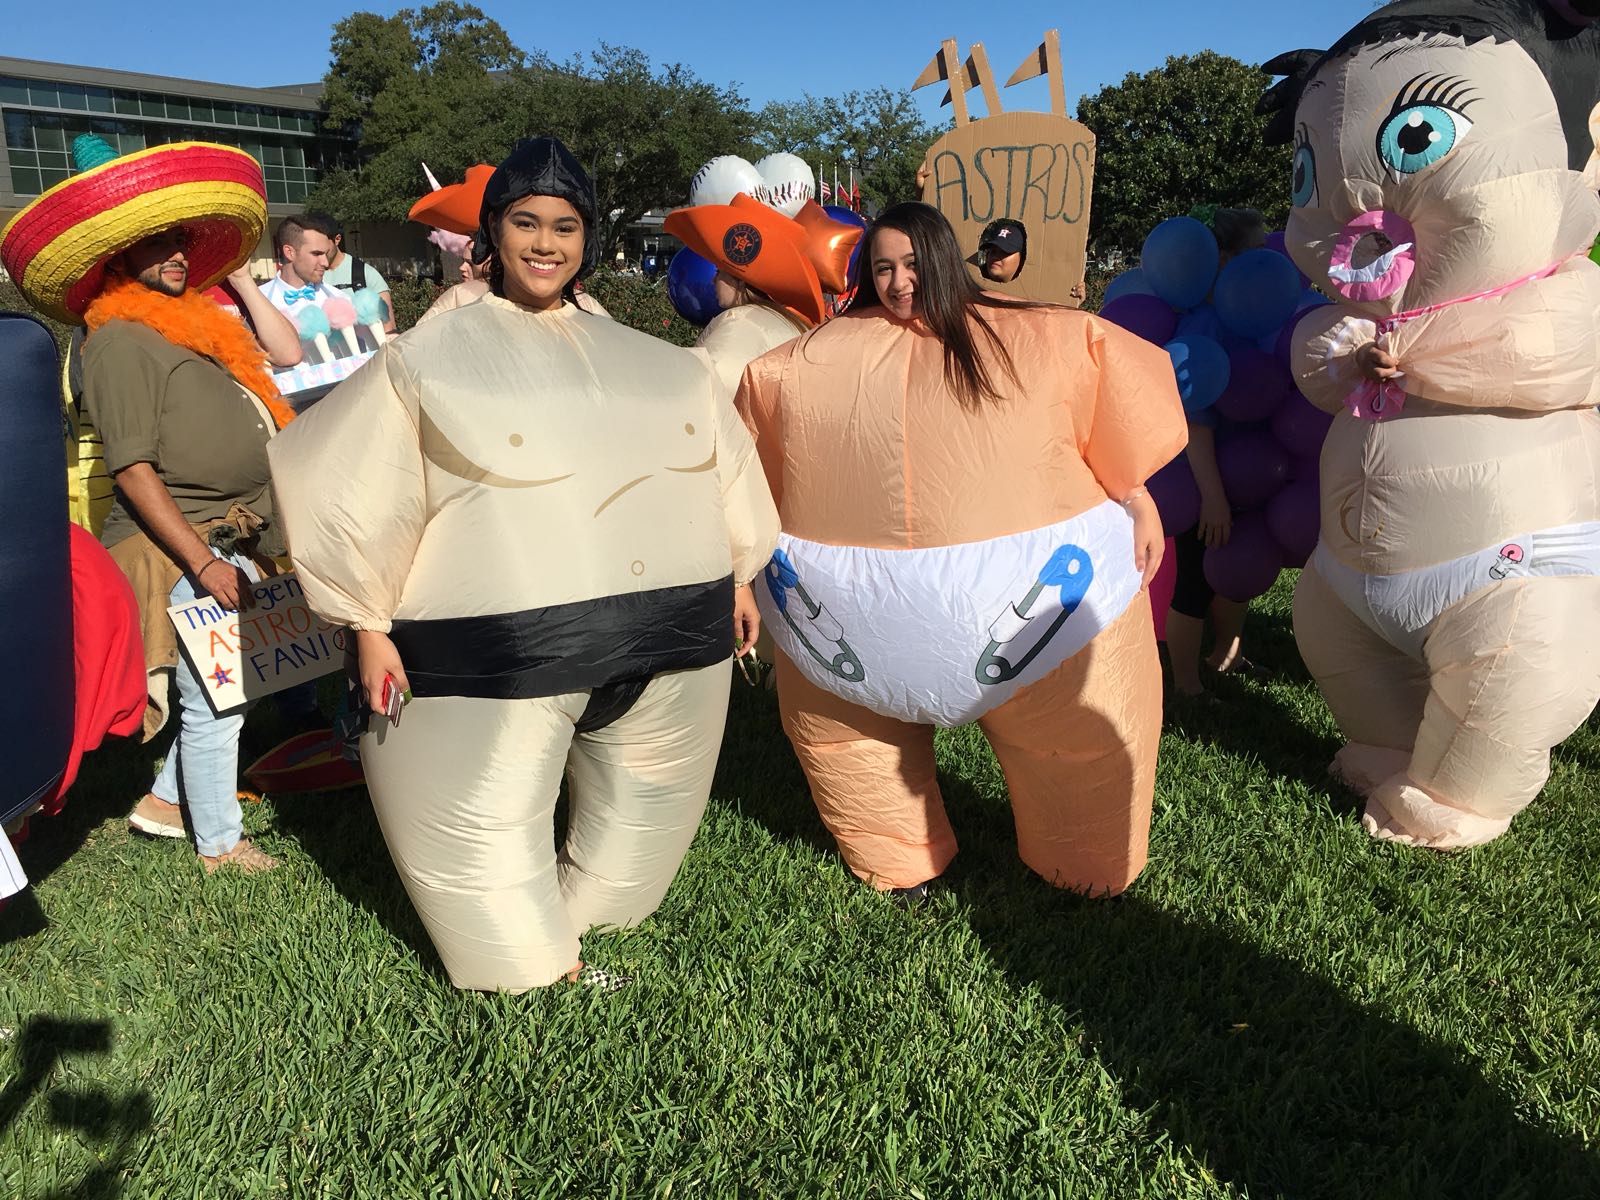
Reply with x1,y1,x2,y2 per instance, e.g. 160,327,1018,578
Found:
1390,72,1481,116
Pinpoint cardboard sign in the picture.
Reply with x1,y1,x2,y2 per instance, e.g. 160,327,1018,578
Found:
919,111,1095,306
911,31,1095,307
168,571,346,715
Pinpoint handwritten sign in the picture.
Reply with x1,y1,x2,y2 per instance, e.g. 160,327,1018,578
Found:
920,110,1096,307
168,571,346,715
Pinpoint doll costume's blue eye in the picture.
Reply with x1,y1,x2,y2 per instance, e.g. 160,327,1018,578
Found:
1379,104,1472,174
1291,141,1317,207
1377,74,1478,177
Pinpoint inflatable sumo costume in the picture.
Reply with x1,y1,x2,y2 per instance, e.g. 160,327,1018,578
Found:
269,138,779,990
1261,0,1600,848
738,203,1187,895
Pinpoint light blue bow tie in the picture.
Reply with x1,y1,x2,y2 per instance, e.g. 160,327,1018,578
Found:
281,286,318,302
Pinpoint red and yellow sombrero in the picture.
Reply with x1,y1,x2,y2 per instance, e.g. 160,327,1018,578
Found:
664,192,828,327
1,136,266,326
408,164,496,236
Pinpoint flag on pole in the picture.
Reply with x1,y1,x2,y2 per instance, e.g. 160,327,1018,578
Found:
833,166,844,211
818,163,831,202
848,166,858,212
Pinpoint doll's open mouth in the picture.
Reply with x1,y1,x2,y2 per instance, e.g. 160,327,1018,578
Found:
1327,210,1417,302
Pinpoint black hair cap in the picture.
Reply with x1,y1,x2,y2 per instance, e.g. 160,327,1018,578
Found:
474,136,600,280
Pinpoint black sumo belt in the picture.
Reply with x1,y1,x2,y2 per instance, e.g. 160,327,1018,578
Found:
386,575,734,733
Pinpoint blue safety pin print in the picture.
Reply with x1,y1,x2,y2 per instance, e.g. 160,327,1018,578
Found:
764,549,867,684
974,544,1095,685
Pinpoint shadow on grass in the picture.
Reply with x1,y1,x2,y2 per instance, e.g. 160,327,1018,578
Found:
0,1017,151,1199
724,682,1599,1198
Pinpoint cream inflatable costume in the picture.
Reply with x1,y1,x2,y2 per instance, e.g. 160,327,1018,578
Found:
269,139,779,990
1261,0,1600,848
738,203,1186,896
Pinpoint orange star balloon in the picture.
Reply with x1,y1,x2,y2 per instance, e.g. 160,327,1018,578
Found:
792,200,864,296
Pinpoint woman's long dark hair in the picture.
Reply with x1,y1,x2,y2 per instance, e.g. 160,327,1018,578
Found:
846,202,1046,409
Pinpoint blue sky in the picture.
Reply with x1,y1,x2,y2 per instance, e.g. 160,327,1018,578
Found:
6,1,1374,120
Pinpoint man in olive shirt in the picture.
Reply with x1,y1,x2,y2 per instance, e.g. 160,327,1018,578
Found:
85,224,283,874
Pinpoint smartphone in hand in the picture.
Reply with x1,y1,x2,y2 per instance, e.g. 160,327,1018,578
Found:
380,674,411,727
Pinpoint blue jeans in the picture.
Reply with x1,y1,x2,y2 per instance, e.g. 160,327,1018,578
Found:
150,548,261,856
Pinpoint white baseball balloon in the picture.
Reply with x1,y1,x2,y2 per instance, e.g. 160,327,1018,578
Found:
689,156,763,207
753,152,817,217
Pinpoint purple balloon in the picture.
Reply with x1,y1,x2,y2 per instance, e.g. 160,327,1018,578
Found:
1215,347,1291,425
1147,455,1200,535
1266,478,1321,567
1289,452,1322,484
1203,511,1285,602
1271,391,1335,459
1099,293,1179,345
1217,429,1290,510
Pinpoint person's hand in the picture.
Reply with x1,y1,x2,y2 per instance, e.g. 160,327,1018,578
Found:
915,162,931,191
1126,491,1165,588
1355,341,1401,382
196,557,256,611
733,584,761,659
1197,488,1233,548
1069,282,1085,302
225,265,258,291
356,629,410,715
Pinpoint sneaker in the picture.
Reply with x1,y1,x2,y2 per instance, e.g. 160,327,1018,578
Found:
888,880,938,909
199,838,279,875
127,794,186,839
572,965,633,992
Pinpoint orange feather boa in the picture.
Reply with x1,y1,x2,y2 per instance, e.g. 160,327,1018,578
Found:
84,277,296,430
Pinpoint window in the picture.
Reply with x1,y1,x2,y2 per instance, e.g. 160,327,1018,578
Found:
27,84,58,108
56,85,87,111
10,166,40,194
190,100,213,123
85,86,113,114
114,92,140,116
0,78,27,105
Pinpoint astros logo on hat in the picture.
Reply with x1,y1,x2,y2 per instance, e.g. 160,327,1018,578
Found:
723,223,763,266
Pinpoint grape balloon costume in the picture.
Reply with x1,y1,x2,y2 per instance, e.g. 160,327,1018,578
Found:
269,139,779,990
1262,0,1600,848
739,233,1187,894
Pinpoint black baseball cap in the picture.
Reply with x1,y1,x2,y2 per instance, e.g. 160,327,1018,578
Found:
979,218,1027,260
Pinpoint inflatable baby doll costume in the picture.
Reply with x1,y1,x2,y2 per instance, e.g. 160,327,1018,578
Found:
739,206,1186,895
270,140,778,990
1262,0,1600,848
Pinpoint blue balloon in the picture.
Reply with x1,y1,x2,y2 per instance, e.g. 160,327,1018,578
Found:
1104,267,1155,304
666,248,721,327
1165,334,1231,414
1214,248,1305,340
1174,303,1225,342
1141,218,1220,311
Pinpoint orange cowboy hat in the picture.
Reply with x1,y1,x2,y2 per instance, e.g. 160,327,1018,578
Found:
663,193,828,327
407,163,496,236
1,135,266,325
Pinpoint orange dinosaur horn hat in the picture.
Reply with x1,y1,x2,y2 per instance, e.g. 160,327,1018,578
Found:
407,164,496,236
0,135,266,325
663,193,827,327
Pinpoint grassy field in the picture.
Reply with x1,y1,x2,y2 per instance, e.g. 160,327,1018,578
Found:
2,576,1597,1199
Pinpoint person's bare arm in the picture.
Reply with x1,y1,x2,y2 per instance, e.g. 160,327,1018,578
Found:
226,268,302,367
377,289,397,334
114,462,254,609
1184,423,1232,548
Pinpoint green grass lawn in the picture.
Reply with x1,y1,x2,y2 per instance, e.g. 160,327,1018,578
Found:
3,576,1598,1198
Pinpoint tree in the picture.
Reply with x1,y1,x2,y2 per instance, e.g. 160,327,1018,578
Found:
754,89,937,215
503,45,756,258
311,4,525,222
1076,52,1292,254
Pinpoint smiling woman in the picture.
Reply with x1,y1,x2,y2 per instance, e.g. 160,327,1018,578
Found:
266,136,780,994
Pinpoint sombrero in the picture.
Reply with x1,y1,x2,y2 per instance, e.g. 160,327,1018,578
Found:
408,164,496,236
0,135,266,326
663,193,828,326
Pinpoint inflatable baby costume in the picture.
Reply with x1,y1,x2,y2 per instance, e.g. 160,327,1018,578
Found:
739,203,1186,896
1262,0,1600,848
270,139,778,990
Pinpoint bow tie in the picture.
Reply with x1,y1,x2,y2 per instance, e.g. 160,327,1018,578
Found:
281,286,318,303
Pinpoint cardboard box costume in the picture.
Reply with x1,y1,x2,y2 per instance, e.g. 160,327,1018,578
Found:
268,139,778,990
1262,0,1600,848
738,303,1186,894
